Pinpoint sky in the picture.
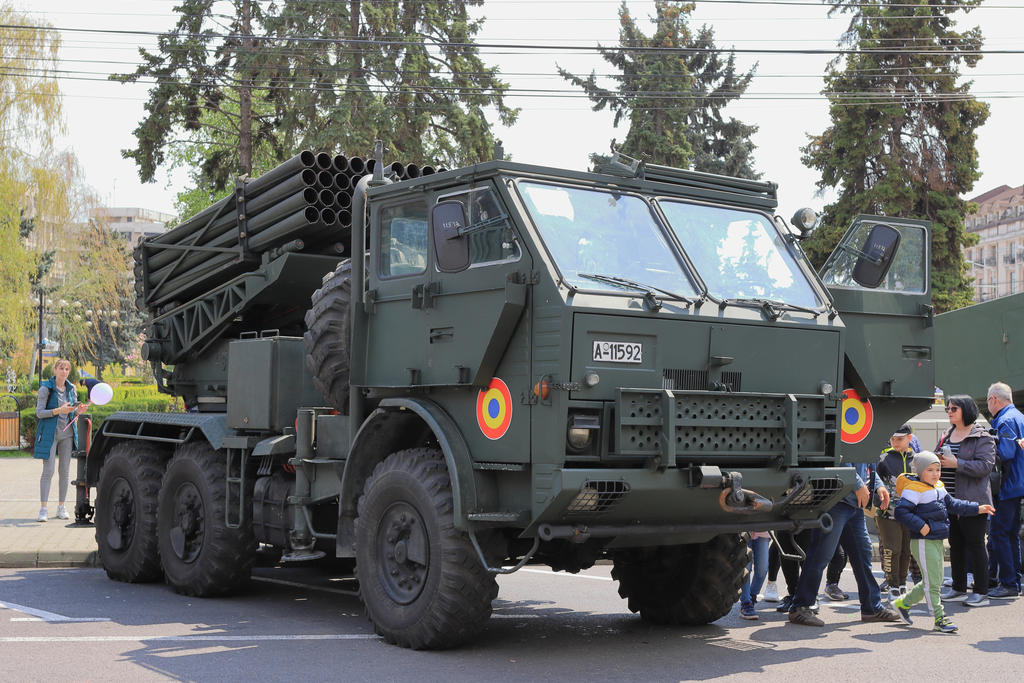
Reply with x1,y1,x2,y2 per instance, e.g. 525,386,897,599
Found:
19,0,1024,221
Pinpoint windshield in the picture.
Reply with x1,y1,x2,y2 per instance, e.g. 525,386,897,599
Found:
659,200,821,308
518,182,698,298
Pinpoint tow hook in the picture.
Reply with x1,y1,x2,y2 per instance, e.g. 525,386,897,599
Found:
718,471,774,514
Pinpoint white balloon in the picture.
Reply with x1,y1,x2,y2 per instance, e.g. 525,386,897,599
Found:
90,382,114,405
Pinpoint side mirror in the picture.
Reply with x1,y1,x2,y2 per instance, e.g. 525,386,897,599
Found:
431,201,471,273
852,223,901,288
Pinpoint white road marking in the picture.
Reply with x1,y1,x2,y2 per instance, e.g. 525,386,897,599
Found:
519,568,613,582
0,601,110,623
251,576,359,597
0,634,379,643
491,613,541,619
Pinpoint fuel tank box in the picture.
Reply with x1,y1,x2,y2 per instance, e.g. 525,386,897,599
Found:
227,336,326,431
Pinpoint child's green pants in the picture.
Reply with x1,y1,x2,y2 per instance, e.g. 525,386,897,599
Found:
903,538,946,621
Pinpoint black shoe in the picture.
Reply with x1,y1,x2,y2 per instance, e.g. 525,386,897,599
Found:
862,607,901,623
776,595,794,613
788,606,824,627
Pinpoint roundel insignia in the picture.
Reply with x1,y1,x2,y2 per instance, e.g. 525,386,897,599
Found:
841,388,873,444
476,377,513,440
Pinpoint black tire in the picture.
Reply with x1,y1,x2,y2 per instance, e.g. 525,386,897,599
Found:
157,442,257,597
355,448,498,649
611,534,750,625
304,258,352,412
95,442,166,583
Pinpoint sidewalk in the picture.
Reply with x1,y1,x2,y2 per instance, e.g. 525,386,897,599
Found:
0,455,99,568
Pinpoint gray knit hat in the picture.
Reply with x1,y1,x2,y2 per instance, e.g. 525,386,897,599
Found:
913,451,940,474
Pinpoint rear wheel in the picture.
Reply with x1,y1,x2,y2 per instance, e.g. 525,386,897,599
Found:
612,534,749,625
157,442,256,596
95,443,166,583
304,258,352,412
355,448,498,649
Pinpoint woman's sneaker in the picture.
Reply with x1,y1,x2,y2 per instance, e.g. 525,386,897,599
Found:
940,588,968,602
56,505,69,520
763,581,779,602
964,592,990,607
776,595,794,613
825,583,848,601
739,602,758,620
933,616,958,633
36,507,47,522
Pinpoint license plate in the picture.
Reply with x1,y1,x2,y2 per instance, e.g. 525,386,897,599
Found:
592,341,642,363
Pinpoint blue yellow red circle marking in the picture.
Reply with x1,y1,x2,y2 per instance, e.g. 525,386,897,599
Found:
841,388,873,444
477,377,513,440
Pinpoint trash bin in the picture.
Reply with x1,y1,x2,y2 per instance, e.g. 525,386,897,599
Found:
0,395,20,450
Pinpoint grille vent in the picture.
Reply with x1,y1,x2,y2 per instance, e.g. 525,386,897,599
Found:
566,480,631,515
662,369,742,392
786,478,844,507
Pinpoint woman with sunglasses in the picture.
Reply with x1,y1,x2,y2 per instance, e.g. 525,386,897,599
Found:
936,395,996,606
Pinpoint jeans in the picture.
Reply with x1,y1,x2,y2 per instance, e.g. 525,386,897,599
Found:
791,503,882,615
741,536,770,605
990,495,1023,590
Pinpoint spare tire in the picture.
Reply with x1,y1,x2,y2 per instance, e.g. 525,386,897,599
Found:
304,258,353,412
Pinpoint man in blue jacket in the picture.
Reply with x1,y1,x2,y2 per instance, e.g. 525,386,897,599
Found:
788,461,901,626
986,382,1024,598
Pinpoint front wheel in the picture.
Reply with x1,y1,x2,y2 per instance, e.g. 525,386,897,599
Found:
157,442,256,596
95,443,166,583
612,534,750,625
355,448,498,649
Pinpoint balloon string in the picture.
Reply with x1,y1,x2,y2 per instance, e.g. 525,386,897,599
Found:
62,402,91,432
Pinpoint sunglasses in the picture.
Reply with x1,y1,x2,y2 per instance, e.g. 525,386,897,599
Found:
945,406,960,413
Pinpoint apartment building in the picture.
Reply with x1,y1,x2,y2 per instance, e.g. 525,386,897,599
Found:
964,184,1024,302
91,207,176,247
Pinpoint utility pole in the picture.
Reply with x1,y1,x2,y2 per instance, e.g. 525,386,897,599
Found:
36,290,44,380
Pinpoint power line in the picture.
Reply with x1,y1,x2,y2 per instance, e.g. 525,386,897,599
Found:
7,68,1016,104
8,53,1022,80
3,23,1021,56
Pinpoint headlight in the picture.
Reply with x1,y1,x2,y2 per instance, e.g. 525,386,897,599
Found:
566,412,601,454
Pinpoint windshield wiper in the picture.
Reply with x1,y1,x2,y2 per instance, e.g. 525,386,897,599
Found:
715,297,822,321
577,273,700,310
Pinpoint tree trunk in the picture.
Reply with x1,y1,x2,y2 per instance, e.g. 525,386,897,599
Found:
239,0,254,175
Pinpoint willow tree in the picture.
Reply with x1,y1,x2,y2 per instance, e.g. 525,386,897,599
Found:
802,0,988,312
0,6,66,359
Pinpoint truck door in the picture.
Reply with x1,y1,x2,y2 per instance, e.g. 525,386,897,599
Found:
818,215,935,461
365,183,534,462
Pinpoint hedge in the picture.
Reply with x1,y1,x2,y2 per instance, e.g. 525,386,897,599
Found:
17,383,181,446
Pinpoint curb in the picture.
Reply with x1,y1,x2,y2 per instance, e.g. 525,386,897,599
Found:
0,549,99,569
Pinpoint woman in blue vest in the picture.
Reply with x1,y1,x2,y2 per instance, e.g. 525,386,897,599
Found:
34,359,87,522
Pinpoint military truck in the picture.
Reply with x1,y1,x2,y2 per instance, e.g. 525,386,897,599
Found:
82,145,936,649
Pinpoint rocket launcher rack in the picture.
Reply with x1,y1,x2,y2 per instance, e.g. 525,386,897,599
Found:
137,150,442,370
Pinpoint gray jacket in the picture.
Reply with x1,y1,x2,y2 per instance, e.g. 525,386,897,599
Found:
937,424,997,508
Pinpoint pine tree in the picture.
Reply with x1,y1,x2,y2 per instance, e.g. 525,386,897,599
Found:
113,0,276,190
801,0,988,312
559,1,759,178
262,0,517,167
117,0,517,199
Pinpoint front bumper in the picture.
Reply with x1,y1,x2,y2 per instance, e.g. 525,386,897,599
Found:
527,465,857,546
